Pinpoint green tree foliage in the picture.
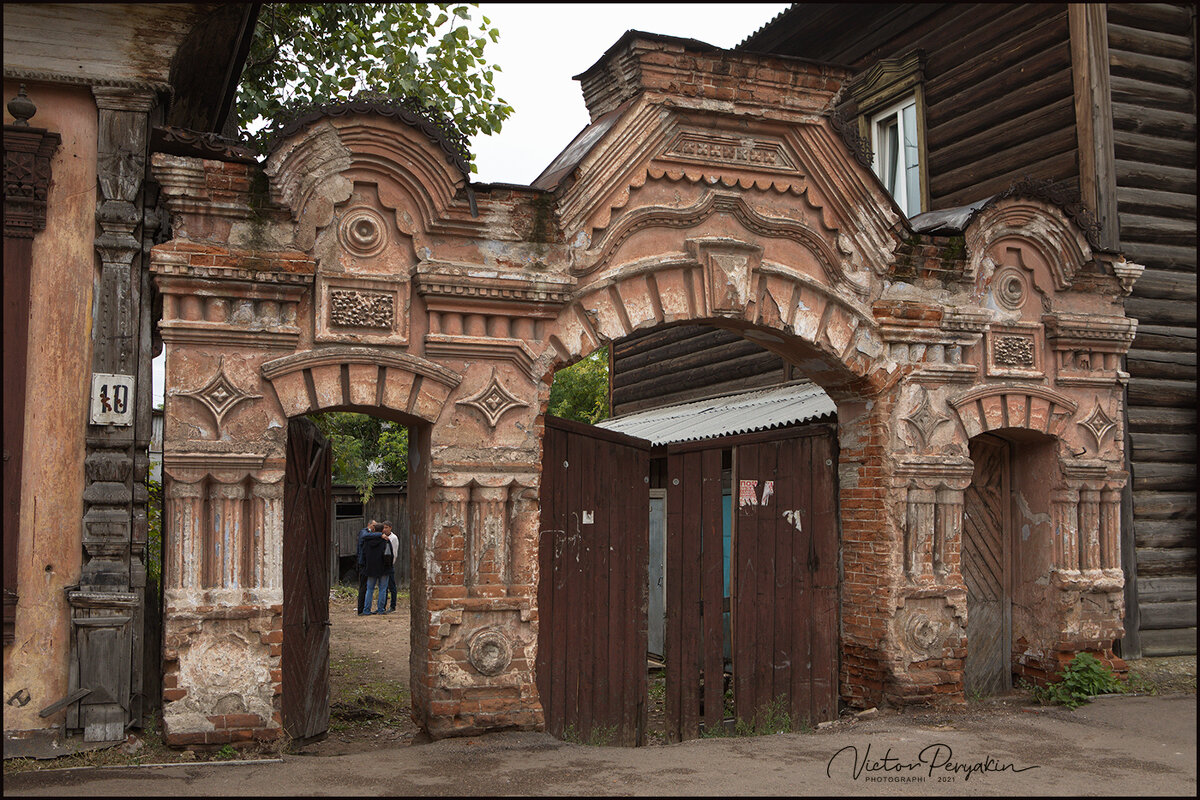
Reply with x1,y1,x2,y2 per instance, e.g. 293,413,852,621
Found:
237,3,513,159
309,412,409,501
548,347,610,424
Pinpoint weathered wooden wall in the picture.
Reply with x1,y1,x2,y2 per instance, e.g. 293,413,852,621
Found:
611,324,795,417
1107,2,1197,657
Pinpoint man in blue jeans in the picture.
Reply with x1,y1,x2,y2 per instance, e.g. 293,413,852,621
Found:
361,525,391,615
356,520,383,615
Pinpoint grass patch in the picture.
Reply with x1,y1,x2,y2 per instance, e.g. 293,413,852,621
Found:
701,694,808,738
561,723,617,747
327,651,410,734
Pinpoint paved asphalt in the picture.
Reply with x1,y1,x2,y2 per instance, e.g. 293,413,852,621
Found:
5,692,1195,796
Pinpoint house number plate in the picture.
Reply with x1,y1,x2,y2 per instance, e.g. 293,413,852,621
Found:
90,373,135,426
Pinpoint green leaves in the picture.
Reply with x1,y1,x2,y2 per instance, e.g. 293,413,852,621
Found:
548,347,611,425
309,412,409,502
237,2,513,166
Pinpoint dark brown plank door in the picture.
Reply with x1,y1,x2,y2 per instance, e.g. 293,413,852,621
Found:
282,416,333,741
733,430,839,728
664,446,726,741
536,417,649,746
963,434,1011,696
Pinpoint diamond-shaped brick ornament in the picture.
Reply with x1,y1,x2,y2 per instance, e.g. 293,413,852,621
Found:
456,368,528,428
902,389,951,451
1079,400,1117,451
174,355,262,434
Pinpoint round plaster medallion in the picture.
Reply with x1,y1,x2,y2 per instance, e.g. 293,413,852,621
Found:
994,267,1027,311
905,613,942,655
338,206,388,257
468,629,513,676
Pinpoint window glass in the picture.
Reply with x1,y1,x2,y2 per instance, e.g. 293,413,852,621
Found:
870,97,922,216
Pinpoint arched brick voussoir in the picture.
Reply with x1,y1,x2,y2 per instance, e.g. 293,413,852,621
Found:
949,385,1078,440
261,347,462,423
543,257,882,393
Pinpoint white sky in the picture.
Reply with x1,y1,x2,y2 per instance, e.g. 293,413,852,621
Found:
152,3,789,403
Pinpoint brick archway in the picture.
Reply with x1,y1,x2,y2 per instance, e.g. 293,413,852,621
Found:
152,34,1139,746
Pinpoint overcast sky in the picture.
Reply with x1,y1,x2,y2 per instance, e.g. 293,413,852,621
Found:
468,3,790,184
153,3,789,403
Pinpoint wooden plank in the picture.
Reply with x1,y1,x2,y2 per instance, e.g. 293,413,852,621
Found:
1129,269,1198,300
1114,131,1198,171
770,438,793,719
1132,462,1199,492
1127,378,1197,408
626,446,649,746
665,452,684,742
811,431,840,722
935,149,1078,210
1107,3,1194,35
679,451,703,740
1109,46,1196,89
930,126,1077,199
1127,351,1198,381
591,439,612,737
1108,21,1195,60
1133,491,1198,519
1136,575,1198,604
929,97,1074,176
752,442,776,724
1118,213,1197,247
606,437,626,744
577,433,597,738
1136,547,1198,577
1139,601,1197,631
1114,159,1197,198
1139,627,1199,657
1109,75,1195,114
1128,406,1198,432
787,435,814,726
1134,518,1198,550
701,448,725,732
1131,433,1197,463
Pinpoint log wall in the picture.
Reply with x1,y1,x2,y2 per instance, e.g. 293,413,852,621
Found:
1107,2,1196,657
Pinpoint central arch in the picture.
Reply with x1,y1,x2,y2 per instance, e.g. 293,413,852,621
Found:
151,34,1138,746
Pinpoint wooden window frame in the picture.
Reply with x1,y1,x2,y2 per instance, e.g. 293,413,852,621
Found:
850,49,931,216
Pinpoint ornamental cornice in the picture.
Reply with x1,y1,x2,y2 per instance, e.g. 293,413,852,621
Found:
414,263,574,306
1043,313,1137,345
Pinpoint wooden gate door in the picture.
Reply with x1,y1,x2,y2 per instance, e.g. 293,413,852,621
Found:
665,425,839,740
282,416,333,740
536,416,650,746
963,434,1011,696
732,427,839,730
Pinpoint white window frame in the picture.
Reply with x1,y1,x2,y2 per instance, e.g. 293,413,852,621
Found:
870,96,923,217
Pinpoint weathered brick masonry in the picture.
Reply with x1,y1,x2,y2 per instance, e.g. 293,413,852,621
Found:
151,34,1140,745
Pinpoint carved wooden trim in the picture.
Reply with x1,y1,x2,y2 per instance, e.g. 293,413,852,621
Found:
3,123,61,239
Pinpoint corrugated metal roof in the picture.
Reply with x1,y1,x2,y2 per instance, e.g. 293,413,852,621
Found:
597,381,835,445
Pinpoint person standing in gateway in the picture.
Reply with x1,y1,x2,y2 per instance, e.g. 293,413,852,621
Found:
383,521,400,613
361,522,390,615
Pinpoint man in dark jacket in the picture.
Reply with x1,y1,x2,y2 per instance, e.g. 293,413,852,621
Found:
361,525,391,615
356,520,382,615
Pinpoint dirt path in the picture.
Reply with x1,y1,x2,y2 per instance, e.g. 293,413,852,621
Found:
296,587,420,755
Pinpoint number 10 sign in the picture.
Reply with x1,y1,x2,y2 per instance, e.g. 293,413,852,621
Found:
90,373,135,426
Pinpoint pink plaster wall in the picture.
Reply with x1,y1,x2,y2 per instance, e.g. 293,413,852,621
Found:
2,80,97,733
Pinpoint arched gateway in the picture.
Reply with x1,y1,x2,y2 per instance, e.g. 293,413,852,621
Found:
151,35,1140,745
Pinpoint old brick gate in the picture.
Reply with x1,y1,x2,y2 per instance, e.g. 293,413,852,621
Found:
153,35,1140,746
